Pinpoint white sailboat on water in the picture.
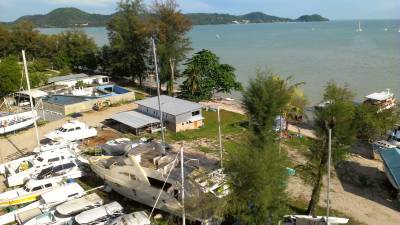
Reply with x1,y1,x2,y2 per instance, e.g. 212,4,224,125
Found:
356,21,363,32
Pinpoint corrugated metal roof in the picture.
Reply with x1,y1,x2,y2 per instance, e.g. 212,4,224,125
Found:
48,74,89,83
135,95,202,116
111,111,160,129
15,89,48,98
380,148,400,189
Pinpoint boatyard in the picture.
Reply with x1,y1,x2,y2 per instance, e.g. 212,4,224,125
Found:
0,1,400,224
0,97,399,224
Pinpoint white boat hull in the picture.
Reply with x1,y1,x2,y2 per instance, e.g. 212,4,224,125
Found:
0,116,37,135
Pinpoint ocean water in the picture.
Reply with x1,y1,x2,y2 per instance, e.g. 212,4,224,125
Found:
39,20,400,105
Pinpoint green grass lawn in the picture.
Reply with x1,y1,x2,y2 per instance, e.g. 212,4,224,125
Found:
144,109,247,143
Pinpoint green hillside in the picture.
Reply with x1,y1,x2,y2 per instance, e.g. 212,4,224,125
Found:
2,8,329,27
296,14,329,22
13,8,110,28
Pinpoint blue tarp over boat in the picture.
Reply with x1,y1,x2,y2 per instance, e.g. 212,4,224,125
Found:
379,148,400,190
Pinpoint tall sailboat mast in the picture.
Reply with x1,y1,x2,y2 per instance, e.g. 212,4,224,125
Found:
21,50,40,148
180,147,186,225
151,36,166,153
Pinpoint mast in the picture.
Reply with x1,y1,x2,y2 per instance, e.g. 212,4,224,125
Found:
180,147,186,225
217,106,223,168
151,36,165,153
22,50,40,148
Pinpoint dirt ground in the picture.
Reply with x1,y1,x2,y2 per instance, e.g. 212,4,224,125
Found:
286,142,400,225
0,103,134,163
1,99,399,224
202,99,400,225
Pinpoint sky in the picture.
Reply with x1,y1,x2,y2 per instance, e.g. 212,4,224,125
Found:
0,0,399,22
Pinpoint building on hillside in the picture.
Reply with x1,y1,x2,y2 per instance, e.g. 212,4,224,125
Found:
48,74,110,87
136,95,204,132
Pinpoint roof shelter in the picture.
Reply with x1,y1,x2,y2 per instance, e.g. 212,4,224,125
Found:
135,95,202,116
110,111,161,135
48,74,89,84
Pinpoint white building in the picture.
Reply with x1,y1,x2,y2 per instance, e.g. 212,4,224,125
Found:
48,74,110,87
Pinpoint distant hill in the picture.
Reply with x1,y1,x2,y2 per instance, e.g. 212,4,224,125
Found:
2,8,329,28
12,8,110,28
296,14,329,22
186,12,292,25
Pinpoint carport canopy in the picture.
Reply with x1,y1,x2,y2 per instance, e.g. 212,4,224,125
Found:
111,111,160,129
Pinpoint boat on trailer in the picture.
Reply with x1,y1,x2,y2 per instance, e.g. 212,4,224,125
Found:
71,201,123,225
90,141,229,224
0,183,85,225
0,178,64,208
45,120,97,142
23,193,104,225
283,215,349,225
0,110,38,135
105,211,151,225
0,147,80,187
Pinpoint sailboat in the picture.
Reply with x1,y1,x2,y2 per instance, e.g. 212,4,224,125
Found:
356,21,363,32
0,110,38,135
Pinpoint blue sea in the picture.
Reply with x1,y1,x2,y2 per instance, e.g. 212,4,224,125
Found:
39,20,400,105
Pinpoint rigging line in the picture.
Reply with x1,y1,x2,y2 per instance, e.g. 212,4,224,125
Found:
148,152,180,220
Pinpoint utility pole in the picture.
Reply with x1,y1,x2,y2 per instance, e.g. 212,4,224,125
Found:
169,58,175,96
180,147,186,225
217,106,223,168
22,50,40,148
151,37,165,152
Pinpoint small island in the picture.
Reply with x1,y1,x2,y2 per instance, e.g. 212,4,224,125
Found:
296,14,329,22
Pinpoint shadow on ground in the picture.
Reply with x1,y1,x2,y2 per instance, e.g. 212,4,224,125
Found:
336,160,400,211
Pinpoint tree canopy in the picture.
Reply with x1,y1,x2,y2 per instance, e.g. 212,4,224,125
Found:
0,56,21,98
307,81,357,215
106,0,149,85
226,71,291,224
180,49,242,101
150,0,192,95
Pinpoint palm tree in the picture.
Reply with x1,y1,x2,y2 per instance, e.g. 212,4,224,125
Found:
184,64,201,95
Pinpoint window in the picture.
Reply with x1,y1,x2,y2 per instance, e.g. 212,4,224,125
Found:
192,110,200,116
36,157,44,162
68,193,78,198
75,127,81,130
58,128,67,132
48,157,59,163
67,128,74,132
31,186,43,192
44,183,52,188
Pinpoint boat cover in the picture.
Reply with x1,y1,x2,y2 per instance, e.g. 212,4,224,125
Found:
380,148,400,189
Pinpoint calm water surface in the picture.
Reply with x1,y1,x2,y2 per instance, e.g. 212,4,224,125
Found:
40,20,400,104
